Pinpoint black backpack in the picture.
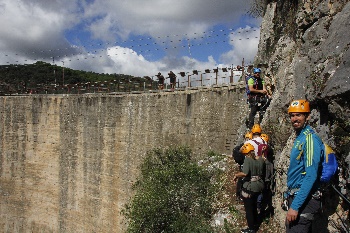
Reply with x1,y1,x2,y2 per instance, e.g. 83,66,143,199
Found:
245,75,257,100
232,143,245,165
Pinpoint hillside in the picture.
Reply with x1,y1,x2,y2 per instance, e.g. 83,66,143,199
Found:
0,61,154,94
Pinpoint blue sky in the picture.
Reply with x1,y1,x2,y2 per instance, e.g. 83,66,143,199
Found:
0,0,261,80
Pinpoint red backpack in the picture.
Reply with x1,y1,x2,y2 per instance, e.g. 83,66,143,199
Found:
251,139,269,158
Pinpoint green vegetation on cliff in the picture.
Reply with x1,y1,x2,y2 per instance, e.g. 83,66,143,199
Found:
122,147,225,233
122,146,283,232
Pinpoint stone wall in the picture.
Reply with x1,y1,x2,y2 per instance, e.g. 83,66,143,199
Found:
0,85,248,232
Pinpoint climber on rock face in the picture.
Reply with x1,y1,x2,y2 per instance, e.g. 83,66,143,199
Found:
246,68,270,129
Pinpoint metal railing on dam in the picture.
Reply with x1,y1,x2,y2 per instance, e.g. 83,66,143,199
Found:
2,79,246,96
0,70,244,96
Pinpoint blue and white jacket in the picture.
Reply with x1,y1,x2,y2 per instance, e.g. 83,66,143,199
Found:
287,125,323,211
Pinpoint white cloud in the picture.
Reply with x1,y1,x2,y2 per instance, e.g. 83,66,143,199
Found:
0,0,79,60
83,0,255,40
107,46,160,76
0,0,261,79
220,26,260,66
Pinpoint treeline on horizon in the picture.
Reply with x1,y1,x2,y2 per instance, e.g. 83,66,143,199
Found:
0,61,153,94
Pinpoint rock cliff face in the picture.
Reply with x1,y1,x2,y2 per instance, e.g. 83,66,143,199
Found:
255,0,350,231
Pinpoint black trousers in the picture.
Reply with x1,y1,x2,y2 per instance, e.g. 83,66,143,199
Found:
236,177,243,198
285,195,321,233
261,182,273,215
248,96,267,129
243,191,260,230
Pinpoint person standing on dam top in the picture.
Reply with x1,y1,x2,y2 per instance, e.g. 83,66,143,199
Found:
168,71,176,90
246,68,270,129
156,72,165,90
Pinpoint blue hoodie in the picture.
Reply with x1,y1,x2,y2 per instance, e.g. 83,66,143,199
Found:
287,125,323,211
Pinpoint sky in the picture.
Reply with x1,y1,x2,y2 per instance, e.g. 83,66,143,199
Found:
0,0,261,84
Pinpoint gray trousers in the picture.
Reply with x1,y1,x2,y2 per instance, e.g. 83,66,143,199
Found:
285,195,321,233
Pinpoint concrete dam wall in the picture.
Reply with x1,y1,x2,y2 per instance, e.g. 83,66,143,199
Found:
0,85,248,232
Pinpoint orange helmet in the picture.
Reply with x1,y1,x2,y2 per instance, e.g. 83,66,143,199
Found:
240,143,255,154
261,133,269,142
251,124,262,134
288,99,310,113
245,132,253,140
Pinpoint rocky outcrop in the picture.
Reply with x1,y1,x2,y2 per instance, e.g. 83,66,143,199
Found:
256,0,350,231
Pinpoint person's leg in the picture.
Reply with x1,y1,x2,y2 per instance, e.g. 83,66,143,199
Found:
260,182,269,213
257,193,263,211
285,198,321,233
267,188,274,216
258,107,265,124
248,99,258,129
286,215,312,233
236,177,243,200
263,187,274,216
243,195,256,230
251,193,259,230
258,96,271,123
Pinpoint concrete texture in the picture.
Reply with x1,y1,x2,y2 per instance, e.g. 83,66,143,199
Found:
0,85,248,232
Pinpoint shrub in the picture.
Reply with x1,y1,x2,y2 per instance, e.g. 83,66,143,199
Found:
122,146,222,233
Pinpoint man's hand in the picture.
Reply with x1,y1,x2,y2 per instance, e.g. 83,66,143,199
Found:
232,175,237,183
286,208,298,223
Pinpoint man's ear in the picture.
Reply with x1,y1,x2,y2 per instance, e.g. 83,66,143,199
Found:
305,113,311,121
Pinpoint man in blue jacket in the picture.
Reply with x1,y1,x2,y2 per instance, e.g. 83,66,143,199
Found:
285,99,323,232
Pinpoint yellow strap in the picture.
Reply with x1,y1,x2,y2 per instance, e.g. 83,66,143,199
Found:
296,143,303,160
296,143,308,176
